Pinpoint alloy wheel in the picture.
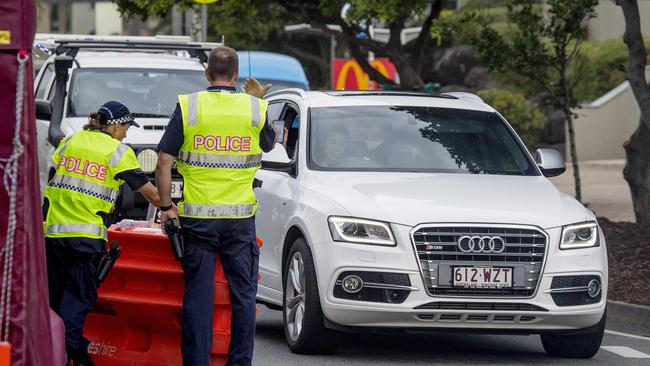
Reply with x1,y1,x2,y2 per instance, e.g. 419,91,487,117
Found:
285,251,306,341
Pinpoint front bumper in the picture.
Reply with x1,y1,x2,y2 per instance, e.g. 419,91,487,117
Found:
311,224,607,332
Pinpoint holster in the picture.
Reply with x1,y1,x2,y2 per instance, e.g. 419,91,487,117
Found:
96,240,121,283
166,217,185,260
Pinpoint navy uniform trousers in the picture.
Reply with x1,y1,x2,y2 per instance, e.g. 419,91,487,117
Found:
46,236,103,360
180,216,259,366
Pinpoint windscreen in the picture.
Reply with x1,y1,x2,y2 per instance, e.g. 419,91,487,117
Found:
309,105,538,176
68,68,206,117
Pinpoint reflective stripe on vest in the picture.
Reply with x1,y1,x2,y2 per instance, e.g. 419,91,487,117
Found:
47,223,107,239
187,92,198,126
109,143,129,167
250,96,261,127
181,203,255,218
58,135,73,158
177,151,262,169
48,174,119,203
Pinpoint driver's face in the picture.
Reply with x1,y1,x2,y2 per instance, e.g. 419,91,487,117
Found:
325,132,346,163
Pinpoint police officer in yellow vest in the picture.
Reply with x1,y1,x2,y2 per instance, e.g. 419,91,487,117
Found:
44,101,163,366
156,47,275,366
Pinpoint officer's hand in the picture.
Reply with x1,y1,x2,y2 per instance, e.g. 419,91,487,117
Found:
244,77,272,98
160,207,178,235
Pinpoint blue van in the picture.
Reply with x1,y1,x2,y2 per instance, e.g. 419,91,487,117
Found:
237,51,309,92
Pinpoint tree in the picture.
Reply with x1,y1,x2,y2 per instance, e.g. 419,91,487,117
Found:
112,0,448,90
470,0,598,203
618,0,650,226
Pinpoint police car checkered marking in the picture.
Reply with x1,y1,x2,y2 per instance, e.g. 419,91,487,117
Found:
49,182,116,203
178,159,261,169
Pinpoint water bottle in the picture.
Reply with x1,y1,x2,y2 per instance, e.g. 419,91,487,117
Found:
117,219,138,231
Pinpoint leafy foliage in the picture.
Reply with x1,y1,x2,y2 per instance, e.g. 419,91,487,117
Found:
572,38,650,103
470,0,598,202
112,0,446,90
477,88,545,146
113,0,195,19
471,0,597,110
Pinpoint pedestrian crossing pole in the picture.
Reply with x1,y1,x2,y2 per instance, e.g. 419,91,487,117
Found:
194,0,219,42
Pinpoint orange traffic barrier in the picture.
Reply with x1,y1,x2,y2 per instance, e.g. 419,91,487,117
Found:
0,342,10,366
84,224,239,366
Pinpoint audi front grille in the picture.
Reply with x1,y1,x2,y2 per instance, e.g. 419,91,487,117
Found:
411,225,548,298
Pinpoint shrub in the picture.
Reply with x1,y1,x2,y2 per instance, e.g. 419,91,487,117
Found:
572,38,650,103
477,88,545,146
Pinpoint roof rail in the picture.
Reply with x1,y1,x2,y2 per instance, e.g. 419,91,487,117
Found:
440,92,484,103
323,90,456,98
34,33,224,63
264,88,308,99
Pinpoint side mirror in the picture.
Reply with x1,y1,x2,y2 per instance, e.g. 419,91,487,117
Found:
261,143,294,173
535,148,566,177
35,99,52,121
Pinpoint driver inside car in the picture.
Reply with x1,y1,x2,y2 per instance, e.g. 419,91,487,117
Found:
316,124,348,167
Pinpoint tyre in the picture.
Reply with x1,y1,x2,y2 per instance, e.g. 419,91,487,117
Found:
540,311,606,358
282,237,339,354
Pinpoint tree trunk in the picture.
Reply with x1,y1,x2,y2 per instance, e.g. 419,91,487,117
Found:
565,110,583,203
388,52,424,90
623,121,650,226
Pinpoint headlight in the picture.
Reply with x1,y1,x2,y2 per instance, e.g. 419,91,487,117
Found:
328,216,395,246
136,148,158,173
560,221,599,249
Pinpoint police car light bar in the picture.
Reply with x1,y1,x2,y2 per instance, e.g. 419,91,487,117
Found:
34,33,224,63
34,33,223,48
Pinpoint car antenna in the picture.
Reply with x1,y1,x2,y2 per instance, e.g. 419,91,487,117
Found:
248,49,252,79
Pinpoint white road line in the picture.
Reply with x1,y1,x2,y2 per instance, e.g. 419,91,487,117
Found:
601,346,650,358
605,329,650,341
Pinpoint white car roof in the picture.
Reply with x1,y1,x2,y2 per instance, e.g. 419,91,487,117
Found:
269,90,496,112
68,51,205,70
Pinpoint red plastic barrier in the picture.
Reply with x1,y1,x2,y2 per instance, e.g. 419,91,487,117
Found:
84,225,232,366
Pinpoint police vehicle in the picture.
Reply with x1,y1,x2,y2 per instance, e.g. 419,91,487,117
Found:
33,35,309,220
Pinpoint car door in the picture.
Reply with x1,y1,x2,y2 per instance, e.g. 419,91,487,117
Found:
256,99,302,301
34,62,55,196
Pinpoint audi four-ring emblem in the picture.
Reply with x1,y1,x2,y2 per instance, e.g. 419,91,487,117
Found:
457,235,506,253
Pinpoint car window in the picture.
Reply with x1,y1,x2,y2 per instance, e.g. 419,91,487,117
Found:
267,102,285,121
282,105,300,159
35,63,54,99
67,68,206,118
309,105,538,176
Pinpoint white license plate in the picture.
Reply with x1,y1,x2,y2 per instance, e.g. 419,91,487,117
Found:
453,267,512,288
171,180,183,199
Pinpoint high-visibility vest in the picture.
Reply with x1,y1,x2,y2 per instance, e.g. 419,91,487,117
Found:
176,90,267,219
44,130,140,240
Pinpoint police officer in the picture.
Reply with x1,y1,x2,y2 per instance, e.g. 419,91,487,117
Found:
155,46,275,366
44,101,163,366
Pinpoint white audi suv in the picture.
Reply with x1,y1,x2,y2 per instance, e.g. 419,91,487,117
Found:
255,90,607,358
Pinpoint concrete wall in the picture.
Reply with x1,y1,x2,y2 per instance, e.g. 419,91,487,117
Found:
95,2,121,35
570,68,650,162
588,0,650,42
71,3,94,34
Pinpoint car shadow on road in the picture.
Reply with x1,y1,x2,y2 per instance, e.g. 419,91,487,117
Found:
255,313,554,364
